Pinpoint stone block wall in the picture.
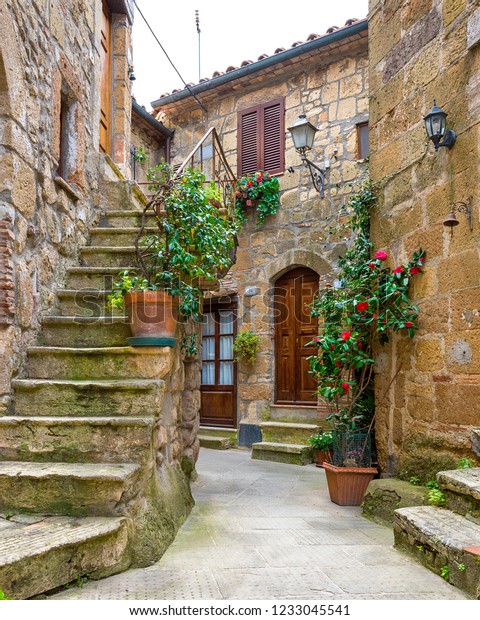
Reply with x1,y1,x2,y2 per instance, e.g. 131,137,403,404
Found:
0,0,133,411
369,0,480,475
157,41,369,427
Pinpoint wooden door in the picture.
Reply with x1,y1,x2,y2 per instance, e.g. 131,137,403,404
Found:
275,267,319,404
99,1,112,154
200,301,237,427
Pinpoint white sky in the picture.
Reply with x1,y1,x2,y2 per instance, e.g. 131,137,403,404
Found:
132,0,369,109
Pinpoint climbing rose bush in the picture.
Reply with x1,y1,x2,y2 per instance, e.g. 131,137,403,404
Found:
309,178,425,431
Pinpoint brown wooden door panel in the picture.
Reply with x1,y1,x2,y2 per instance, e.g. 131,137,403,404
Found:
99,1,111,154
275,267,318,404
200,301,237,428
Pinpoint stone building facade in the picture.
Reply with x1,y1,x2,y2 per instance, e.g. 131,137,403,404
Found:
152,19,369,441
0,1,199,593
369,0,480,476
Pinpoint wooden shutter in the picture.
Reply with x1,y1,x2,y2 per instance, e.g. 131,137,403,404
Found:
263,99,284,175
238,108,259,175
99,1,112,154
237,98,285,176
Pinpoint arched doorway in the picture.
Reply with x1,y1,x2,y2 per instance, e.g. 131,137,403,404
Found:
274,266,318,404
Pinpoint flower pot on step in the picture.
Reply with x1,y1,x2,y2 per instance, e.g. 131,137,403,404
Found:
124,290,177,346
323,461,377,506
314,449,333,468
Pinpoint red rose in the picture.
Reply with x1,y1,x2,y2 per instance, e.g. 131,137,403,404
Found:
373,313,378,319
369,262,376,269
341,382,349,394
330,345,335,351
409,266,420,275
405,321,413,328
335,362,341,367
341,331,351,341
375,251,388,261
247,180,254,187
357,342,363,349
246,199,253,206
393,266,404,274
420,256,425,262
356,301,369,312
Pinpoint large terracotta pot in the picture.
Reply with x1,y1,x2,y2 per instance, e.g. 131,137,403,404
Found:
124,291,177,343
323,462,377,506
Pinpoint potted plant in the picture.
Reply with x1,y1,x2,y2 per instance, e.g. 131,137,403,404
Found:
308,431,333,467
309,177,425,505
108,162,239,346
235,171,280,226
233,330,261,364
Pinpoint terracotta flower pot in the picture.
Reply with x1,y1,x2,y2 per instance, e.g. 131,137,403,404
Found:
124,291,177,345
314,449,333,468
323,461,377,506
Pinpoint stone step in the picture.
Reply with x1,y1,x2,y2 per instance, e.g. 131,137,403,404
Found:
55,290,124,317
65,267,136,290
98,210,157,228
198,435,231,450
0,514,128,599
26,346,173,381
438,468,480,524
80,246,139,268
260,421,321,445
39,316,131,347
199,425,237,447
394,505,480,599
268,404,329,424
251,441,313,466
0,416,154,464
472,429,480,458
0,462,141,517
12,378,165,417
89,227,157,247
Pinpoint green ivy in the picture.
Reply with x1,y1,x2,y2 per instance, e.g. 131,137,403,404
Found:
309,177,425,432
108,162,239,322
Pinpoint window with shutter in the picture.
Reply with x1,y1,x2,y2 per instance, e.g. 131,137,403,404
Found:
237,98,285,176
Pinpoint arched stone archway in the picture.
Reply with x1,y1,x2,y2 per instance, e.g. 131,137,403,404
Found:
263,248,333,284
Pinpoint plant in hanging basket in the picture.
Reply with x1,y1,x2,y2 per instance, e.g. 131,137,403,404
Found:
235,171,280,226
233,330,261,364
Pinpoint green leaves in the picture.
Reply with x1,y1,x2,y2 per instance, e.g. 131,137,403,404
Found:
235,171,280,225
309,177,425,431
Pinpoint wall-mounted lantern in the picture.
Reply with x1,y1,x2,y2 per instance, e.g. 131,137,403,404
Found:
287,114,329,197
443,198,473,235
424,100,456,151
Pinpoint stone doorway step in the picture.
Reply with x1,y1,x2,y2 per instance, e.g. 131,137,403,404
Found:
198,426,238,450
394,467,480,598
251,405,329,466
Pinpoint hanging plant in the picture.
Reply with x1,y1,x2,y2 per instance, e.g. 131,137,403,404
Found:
233,330,261,364
309,177,426,436
235,171,280,225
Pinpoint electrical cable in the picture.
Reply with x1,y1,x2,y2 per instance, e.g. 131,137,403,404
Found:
133,0,207,113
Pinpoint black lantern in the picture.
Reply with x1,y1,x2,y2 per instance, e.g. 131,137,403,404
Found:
424,100,456,151
287,114,327,196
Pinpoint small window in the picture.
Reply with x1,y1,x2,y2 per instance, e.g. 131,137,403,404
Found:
237,98,285,176
357,122,370,160
57,89,78,181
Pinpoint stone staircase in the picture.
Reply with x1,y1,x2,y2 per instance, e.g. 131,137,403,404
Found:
198,426,238,450
0,171,193,598
251,404,328,466
394,467,480,598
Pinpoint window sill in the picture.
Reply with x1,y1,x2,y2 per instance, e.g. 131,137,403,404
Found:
54,176,81,202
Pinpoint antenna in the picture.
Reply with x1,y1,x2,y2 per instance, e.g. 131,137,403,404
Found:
195,9,201,82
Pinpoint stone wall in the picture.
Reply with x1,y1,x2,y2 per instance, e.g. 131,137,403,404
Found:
369,0,480,476
0,0,133,411
157,41,369,428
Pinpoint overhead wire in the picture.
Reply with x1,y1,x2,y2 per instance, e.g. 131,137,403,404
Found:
132,0,208,113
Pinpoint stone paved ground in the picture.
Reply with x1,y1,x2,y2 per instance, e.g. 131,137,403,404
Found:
51,449,466,600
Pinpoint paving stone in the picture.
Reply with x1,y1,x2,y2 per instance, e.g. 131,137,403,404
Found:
49,449,466,600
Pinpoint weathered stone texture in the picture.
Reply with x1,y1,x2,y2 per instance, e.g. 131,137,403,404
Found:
157,42,369,428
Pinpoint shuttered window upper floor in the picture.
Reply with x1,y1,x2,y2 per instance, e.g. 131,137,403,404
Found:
237,98,285,176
